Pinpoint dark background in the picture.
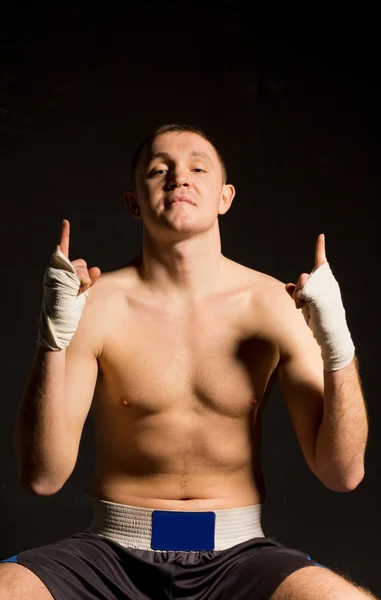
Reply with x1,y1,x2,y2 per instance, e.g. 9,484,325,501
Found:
1,2,379,596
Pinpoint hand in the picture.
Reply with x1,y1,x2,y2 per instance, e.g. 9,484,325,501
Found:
285,233,327,309
284,233,354,370
37,219,102,350
57,219,101,295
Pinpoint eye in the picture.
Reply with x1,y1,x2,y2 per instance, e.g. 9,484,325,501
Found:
148,169,167,177
147,167,206,178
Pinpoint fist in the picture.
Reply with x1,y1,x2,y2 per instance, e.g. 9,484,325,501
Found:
285,233,327,309
58,219,101,295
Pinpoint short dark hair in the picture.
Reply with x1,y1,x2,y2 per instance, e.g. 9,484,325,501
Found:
130,124,227,189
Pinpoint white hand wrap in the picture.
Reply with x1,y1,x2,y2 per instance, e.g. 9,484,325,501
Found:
299,261,355,371
37,247,89,351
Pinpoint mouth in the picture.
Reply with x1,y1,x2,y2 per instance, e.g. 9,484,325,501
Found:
166,195,194,207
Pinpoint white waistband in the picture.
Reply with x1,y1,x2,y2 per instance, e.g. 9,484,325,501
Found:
89,497,265,552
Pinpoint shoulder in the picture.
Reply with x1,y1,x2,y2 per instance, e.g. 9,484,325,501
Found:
87,257,141,300
226,258,310,350
75,258,141,357
247,265,319,361
224,257,290,307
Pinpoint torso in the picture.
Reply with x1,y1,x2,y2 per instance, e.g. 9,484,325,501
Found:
89,255,284,510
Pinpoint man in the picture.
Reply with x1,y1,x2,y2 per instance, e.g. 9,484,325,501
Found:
0,124,374,599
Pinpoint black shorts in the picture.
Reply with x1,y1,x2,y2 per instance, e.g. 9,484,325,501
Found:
1,529,327,600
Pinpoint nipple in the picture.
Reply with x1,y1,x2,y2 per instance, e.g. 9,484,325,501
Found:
120,395,129,407
249,394,258,406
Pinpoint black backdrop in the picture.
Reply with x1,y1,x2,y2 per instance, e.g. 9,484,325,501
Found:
0,3,379,596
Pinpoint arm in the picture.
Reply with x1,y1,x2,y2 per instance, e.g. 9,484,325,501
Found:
14,219,101,496
317,357,368,490
278,309,368,491
15,346,67,494
277,234,368,492
14,315,99,496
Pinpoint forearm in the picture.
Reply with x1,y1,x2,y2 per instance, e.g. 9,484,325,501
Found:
14,346,73,494
315,356,368,491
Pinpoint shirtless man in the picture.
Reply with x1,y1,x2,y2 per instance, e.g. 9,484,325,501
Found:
0,124,375,599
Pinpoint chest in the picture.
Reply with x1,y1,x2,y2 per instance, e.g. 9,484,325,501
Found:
97,293,279,418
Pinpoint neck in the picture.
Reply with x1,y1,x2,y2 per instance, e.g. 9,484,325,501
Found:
138,221,225,301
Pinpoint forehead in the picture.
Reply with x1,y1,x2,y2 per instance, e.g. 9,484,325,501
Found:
145,131,218,163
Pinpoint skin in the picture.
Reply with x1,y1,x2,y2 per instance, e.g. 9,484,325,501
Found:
4,131,371,600
45,131,365,509
123,131,236,302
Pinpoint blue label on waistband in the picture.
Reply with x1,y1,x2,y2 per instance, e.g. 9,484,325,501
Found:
307,555,328,569
0,555,18,563
151,510,216,551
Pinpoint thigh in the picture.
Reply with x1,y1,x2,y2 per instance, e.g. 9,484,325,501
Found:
219,542,327,600
270,565,377,600
0,563,54,600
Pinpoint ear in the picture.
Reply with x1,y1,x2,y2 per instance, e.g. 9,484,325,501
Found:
124,190,142,220
218,184,236,216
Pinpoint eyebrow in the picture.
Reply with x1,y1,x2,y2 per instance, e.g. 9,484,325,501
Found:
145,150,214,167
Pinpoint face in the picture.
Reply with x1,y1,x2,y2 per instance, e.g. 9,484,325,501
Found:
126,131,235,239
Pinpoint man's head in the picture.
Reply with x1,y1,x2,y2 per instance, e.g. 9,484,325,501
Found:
130,124,227,190
124,124,235,239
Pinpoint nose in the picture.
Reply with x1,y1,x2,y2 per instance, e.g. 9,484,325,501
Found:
166,168,190,191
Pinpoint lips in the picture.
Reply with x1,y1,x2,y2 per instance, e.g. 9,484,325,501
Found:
166,195,194,206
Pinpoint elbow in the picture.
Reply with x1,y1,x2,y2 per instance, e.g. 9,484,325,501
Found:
16,447,77,497
18,466,69,496
321,469,365,493
19,475,66,496
343,469,365,492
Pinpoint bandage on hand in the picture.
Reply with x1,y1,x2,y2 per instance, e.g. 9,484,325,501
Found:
287,234,355,371
37,220,101,351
